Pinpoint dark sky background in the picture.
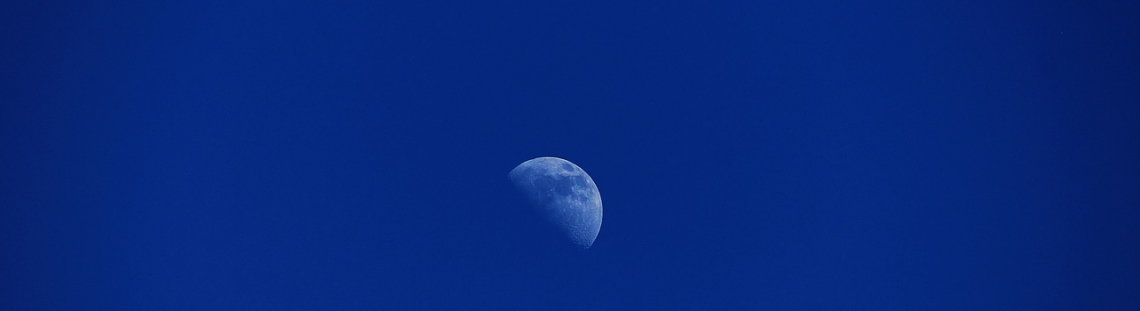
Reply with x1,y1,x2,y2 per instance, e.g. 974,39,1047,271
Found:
3,0,1139,310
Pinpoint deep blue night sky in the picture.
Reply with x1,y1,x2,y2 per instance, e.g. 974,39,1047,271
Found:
3,0,1139,309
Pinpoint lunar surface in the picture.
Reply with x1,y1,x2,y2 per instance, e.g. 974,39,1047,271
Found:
508,157,603,249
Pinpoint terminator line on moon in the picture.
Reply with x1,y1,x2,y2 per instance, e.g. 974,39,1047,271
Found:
508,157,603,249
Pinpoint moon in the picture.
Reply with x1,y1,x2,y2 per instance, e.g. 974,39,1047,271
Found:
508,157,603,249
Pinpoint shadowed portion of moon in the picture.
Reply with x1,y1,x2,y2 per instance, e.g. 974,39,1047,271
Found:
508,157,603,249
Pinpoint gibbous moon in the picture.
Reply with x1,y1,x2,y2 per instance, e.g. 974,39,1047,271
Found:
508,157,603,249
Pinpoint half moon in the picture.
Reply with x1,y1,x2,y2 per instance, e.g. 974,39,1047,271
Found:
508,157,603,249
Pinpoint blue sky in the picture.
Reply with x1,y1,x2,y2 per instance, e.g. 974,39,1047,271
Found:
2,0,1138,309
